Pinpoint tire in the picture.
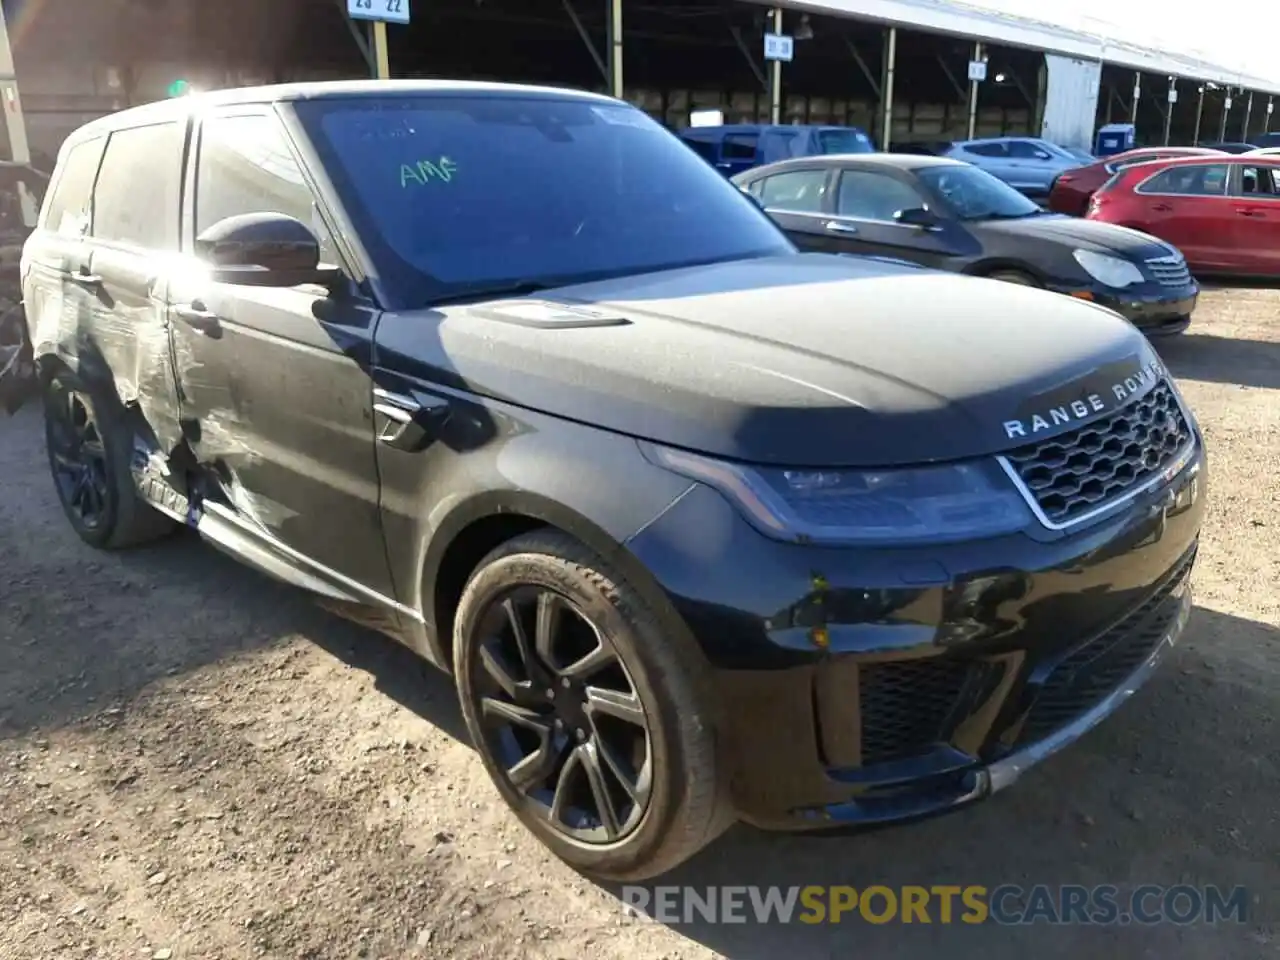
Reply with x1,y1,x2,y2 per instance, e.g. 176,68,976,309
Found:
453,529,729,881
985,269,1042,287
42,371,175,550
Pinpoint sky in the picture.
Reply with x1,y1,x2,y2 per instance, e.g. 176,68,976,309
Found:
959,0,1274,83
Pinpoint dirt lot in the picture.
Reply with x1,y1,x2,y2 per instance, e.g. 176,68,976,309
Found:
1,288,1278,959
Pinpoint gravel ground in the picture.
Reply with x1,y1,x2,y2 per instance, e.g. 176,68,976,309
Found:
1,287,1278,959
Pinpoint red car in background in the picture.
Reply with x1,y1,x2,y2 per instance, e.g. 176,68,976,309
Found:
1086,154,1280,276
1048,147,1225,216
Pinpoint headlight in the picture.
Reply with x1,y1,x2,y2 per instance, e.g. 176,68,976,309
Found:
640,443,1033,546
1072,249,1145,288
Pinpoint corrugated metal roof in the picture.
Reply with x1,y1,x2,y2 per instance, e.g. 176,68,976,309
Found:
750,0,1280,94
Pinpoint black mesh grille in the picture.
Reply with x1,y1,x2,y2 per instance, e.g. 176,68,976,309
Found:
1017,551,1195,746
859,659,990,766
1004,380,1193,525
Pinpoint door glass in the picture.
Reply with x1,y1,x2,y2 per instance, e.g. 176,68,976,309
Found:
196,113,336,262
836,170,928,221
757,169,828,212
1007,141,1051,160
41,138,104,237
720,133,759,161
1140,164,1230,196
92,122,183,250
964,142,1008,157
1238,165,1280,196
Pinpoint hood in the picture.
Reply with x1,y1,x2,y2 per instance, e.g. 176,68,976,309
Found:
976,214,1175,259
377,254,1166,467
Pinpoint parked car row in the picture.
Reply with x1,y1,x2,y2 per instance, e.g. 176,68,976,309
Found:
734,154,1197,336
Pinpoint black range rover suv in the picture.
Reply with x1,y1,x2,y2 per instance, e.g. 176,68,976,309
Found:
4,81,1205,880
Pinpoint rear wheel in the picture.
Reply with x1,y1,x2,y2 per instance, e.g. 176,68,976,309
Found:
453,530,728,881
43,372,175,549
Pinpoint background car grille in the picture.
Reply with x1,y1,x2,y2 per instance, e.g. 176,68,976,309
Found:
859,659,1001,765
1003,379,1194,526
1016,549,1195,746
1145,254,1192,287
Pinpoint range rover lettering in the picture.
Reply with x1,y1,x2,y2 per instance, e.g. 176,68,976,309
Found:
4,81,1206,881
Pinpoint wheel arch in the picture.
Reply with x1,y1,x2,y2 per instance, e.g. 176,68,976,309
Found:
422,489,681,673
964,259,1047,284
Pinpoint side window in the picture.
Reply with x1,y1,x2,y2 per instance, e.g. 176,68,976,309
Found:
1140,164,1230,196
196,113,335,263
721,133,759,161
41,138,104,237
757,169,828,212
964,142,1008,158
1238,165,1280,196
681,137,717,161
92,122,183,250
836,170,928,220
1008,140,1052,160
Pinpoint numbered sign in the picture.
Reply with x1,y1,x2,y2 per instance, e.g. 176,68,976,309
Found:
967,60,987,82
1225,97,1233,109
348,0,410,25
763,33,794,62
1168,88,1178,104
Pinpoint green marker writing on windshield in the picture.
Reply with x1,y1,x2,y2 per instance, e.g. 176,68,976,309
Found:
401,156,458,187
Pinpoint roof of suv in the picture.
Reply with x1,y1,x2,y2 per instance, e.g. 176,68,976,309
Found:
68,80,617,144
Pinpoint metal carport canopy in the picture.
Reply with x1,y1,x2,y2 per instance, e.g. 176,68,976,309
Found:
739,0,1280,95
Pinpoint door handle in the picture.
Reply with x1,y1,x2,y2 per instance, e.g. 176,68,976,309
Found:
824,220,859,235
1236,208,1265,217
1151,203,1174,212
372,387,450,451
173,301,221,336
64,269,102,286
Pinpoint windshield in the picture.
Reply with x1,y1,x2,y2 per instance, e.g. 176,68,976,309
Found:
917,164,1043,221
294,95,793,306
816,128,875,154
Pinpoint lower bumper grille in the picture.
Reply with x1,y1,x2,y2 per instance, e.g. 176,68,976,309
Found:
1016,551,1195,746
859,659,1000,766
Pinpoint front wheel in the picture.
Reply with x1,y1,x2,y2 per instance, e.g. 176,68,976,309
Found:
453,530,729,881
985,269,1042,287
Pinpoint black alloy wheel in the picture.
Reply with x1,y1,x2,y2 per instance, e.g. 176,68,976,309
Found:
45,382,111,531
471,585,652,843
453,530,728,880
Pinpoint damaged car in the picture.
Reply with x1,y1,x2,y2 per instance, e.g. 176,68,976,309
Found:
6,81,1206,881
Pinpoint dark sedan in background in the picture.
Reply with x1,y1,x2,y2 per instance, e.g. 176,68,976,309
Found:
734,155,1199,336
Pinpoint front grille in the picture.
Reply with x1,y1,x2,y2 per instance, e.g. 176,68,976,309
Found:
1003,379,1194,526
1145,254,1192,287
1017,550,1195,745
859,659,999,765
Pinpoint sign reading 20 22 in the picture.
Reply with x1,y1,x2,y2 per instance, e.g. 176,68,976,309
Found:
348,0,410,25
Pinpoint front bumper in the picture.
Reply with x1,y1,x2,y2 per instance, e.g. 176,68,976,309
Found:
627,442,1206,831
1059,281,1198,335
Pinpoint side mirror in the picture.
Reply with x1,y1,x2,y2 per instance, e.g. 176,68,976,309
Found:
196,212,339,288
894,207,941,230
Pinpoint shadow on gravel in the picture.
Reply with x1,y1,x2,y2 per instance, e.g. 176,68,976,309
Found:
595,606,1280,960
0,524,466,744
1155,332,1280,391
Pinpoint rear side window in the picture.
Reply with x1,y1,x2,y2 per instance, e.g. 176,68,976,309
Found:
1138,164,1230,196
41,138,104,237
1237,164,1280,196
721,133,759,160
92,122,183,250
195,113,334,261
964,142,1008,157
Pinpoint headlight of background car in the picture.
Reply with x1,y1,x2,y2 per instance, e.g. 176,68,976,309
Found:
640,443,1033,546
1072,249,1145,289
